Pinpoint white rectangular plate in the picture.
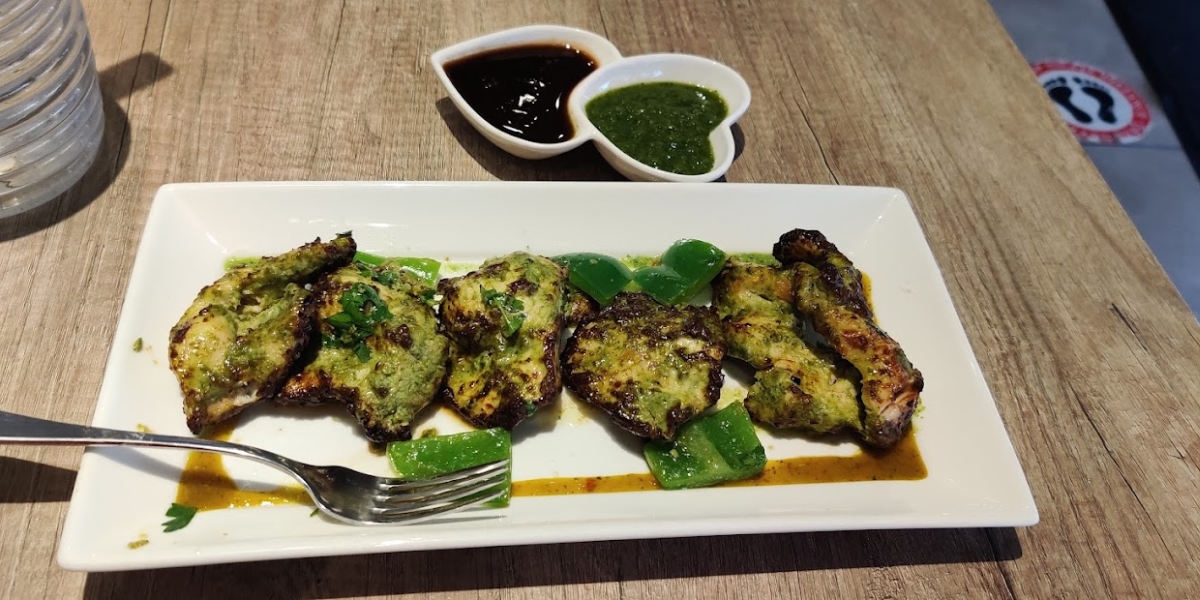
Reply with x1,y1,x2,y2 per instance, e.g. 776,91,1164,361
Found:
58,181,1036,571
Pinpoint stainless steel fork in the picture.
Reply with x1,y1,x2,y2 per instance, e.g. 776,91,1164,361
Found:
0,410,509,525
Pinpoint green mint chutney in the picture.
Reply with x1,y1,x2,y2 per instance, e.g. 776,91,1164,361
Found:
585,82,728,176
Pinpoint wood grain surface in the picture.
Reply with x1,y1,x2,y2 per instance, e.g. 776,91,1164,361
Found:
2,0,1198,598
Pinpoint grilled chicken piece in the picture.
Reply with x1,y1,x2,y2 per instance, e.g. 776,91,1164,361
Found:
276,262,449,442
711,257,861,434
563,284,599,327
774,229,873,319
774,229,923,448
168,234,356,433
562,292,725,440
438,252,566,429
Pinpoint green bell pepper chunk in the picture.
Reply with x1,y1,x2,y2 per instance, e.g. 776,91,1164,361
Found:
554,253,634,306
389,257,441,287
643,402,766,490
632,239,726,305
387,428,512,506
354,252,441,287
354,251,387,266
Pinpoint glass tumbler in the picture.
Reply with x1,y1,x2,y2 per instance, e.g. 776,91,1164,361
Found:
0,0,103,218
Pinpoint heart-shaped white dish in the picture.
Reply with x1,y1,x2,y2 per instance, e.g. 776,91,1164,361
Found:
568,53,751,182
430,25,622,160
432,25,751,181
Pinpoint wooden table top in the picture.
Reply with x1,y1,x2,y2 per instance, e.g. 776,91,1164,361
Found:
3,0,1198,597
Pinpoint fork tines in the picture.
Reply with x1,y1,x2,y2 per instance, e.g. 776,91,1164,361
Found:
370,459,511,523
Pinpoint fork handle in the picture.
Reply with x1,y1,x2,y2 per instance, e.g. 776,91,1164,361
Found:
0,410,287,469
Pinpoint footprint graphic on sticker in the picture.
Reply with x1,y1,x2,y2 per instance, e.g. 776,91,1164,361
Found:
1073,77,1118,124
1032,60,1151,144
1044,76,1092,124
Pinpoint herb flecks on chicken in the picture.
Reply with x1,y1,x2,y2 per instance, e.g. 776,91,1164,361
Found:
774,229,923,448
438,252,566,429
168,234,356,433
562,292,726,440
711,257,861,434
276,262,450,443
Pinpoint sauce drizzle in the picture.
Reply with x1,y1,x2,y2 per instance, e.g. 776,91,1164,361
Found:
175,419,312,511
512,433,925,497
176,429,924,503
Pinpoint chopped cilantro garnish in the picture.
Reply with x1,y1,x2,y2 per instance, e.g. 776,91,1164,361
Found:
355,261,402,289
323,282,392,361
480,286,526,337
310,508,320,517
132,337,143,352
374,267,401,287
162,503,198,532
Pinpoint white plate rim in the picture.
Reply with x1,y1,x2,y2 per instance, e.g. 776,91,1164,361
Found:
56,181,1038,571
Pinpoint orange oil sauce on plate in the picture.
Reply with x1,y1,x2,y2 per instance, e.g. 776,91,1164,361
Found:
174,418,312,511
512,432,925,497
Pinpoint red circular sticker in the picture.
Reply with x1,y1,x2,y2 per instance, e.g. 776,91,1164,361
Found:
1032,60,1151,144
